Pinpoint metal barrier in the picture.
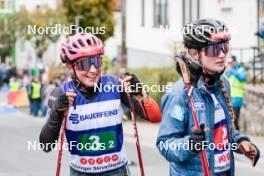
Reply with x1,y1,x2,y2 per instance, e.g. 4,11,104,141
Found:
251,47,264,85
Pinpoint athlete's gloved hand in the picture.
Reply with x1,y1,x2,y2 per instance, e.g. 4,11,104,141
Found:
48,88,76,112
120,72,143,95
189,123,208,153
238,140,260,167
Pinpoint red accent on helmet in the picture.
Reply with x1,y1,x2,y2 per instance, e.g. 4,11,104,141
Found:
211,32,231,41
60,33,104,63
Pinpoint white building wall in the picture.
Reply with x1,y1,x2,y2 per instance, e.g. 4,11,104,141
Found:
200,0,258,63
105,0,182,68
15,0,57,11
127,0,182,55
105,0,259,68
15,40,35,69
127,0,182,67
104,12,122,60
114,0,183,68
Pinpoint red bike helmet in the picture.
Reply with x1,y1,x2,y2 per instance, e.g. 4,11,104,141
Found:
60,33,104,64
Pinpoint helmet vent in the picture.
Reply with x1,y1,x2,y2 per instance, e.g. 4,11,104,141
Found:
87,39,92,45
62,48,66,54
92,37,97,44
72,43,79,49
69,50,76,55
78,39,85,47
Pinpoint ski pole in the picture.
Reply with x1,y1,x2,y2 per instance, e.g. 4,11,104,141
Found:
185,84,211,176
127,94,145,176
56,95,76,176
176,55,211,176
56,111,67,176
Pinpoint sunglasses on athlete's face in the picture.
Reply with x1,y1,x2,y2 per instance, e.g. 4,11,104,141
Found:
203,42,229,57
74,55,103,71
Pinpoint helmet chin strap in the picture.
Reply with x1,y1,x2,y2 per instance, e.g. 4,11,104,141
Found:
71,65,99,99
202,68,225,88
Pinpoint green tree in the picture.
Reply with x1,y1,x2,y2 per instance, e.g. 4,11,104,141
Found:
0,13,17,62
63,0,115,41
16,6,68,59
0,6,68,62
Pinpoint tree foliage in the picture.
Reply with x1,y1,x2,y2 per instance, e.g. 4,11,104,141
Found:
63,0,115,42
0,6,68,60
0,13,17,59
16,6,68,59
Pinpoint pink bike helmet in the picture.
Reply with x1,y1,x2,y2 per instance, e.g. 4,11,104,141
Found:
60,33,104,64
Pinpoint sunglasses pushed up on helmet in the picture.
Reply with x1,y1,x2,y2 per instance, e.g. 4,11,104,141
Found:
74,55,103,71
202,42,229,57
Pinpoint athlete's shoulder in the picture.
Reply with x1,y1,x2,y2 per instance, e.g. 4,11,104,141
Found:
100,75,119,85
62,81,74,92
161,79,187,107
166,79,186,95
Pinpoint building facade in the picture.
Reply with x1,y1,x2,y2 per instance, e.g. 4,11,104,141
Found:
105,0,259,68
1,0,263,69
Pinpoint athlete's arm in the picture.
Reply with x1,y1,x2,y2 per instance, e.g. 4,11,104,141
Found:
39,87,69,152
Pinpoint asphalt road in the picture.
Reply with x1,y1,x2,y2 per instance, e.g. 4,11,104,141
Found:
0,102,263,176
0,110,168,176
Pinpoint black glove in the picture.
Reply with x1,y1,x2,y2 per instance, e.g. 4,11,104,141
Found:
120,72,143,95
189,123,207,153
47,87,69,112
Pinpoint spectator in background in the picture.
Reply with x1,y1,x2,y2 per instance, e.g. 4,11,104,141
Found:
0,63,8,86
32,66,40,78
23,64,31,76
9,77,20,92
29,77,42,117
8,63,17,80
26,78,33,115
224,55,247,131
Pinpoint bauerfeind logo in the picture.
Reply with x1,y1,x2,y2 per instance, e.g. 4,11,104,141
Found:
69,109,118,124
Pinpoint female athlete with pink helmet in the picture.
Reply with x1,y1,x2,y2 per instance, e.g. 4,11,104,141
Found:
40,33,162,176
